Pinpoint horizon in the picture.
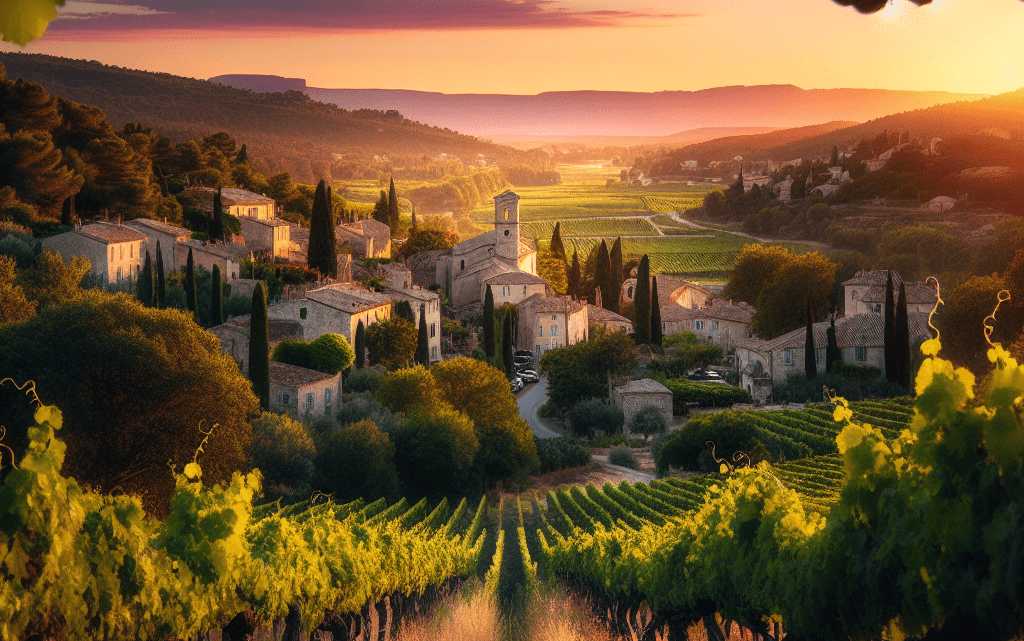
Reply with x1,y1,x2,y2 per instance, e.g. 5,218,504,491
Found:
2,0,1022,96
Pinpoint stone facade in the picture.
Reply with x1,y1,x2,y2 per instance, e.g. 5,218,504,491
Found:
587,305,633,334
124,218,191,276
336,219,391,259
266,284,393,344
843,270,937,316
613,378,673,435
269,361,341,419
208,318,304,377
183,187,277,220
658,299,755,350
238,216,291,260
40,222,146,285
620,274,711,311
485,271,550,306
517,294,588,359
384,283,443,363
176,240,251,281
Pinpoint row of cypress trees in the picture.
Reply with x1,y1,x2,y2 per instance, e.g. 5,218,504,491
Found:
632,254,662,347
137,244,225,328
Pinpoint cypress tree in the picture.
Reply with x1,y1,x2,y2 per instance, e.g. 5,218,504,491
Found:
567,252,581,299
416,304,429,366
388,176,399,231
609,237,623,314
355,320,366,369
483,285,496,357
826,313,841,373
185,248,198,322
248,281,270,410
884,271,896,384
550,222,566,261
805,294,817,380
411,205,418,232
502,312,514,378
895,283,911,389
373,190,389,225
236,144,248,164
831,145,839,167
650,276,663,348
211,187,224,242
138,250,154,307
211,264,224,327
155,240,166,308
60,195,73,226
596,240,611,310
635,254,651,344
307,180,337,278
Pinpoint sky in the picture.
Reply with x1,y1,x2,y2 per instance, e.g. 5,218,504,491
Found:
3,0,1023,95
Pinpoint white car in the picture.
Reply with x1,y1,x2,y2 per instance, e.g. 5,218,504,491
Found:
519,369,539,383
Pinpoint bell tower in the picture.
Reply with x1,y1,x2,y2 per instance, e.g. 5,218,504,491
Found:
493,190,520,262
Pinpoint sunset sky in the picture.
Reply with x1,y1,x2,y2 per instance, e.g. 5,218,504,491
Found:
3,0,1023,95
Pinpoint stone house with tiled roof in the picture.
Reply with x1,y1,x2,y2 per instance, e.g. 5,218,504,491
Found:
40,221,147,286
734,312,933,393
621,274,711,311
658,298,755,350
485,270,550,306
237,215,291,260
336,219,392,260
843,270,937,316
587,305,633,334
269,361,341,419
384,282,443,363
182,187,277,220
517,294,588,358
613,378,673,433
124,218,191,276
208,317,304,377
267,283,394,344
176,239,251,281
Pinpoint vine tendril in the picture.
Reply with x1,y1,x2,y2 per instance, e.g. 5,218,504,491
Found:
926,277,944,343
983,290,1011,349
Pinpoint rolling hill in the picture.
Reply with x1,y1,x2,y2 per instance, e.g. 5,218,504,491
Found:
211,75,984,139
0,53,540,183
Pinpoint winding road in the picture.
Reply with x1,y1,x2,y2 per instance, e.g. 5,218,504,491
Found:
516,375,561,439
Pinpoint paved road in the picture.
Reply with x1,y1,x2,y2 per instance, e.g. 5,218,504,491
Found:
517,375,561,438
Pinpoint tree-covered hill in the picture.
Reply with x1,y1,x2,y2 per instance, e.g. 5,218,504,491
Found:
0,52,544,183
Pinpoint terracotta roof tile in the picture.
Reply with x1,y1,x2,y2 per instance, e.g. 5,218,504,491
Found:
269,360,337,387
77,222,146,244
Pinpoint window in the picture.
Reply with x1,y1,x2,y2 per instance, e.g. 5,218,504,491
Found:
523,285,527,294
119,246,124,260
460,260,465,270
873,304,882,313
551,315,557,320
300,307,307,320
504,208,509,221
855,346,867,362
430,323,436,338
282,393,290,405
324,388,332,414
694,320,704,331
817,348,825,364
538,325,543,337
110,247,114,261
305,392,315,411
431,346,437,360
502,286,510,296
130,244,133,258
504,230,510,236
536,344,540,354
551,325,558,337
628,286,634,298
711,321,719,330
783,349,793,365
663,322,667,332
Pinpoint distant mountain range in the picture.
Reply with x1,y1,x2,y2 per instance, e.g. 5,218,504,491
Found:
0,54,538,183
210,74,985,139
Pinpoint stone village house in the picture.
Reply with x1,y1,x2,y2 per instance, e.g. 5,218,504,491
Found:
613,378,673,436
517,294,588,360
40,221,147,286
270,361,342,419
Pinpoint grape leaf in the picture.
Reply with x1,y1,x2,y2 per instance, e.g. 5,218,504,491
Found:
0,0,64,46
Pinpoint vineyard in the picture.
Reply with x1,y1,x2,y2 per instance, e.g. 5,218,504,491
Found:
520,217,661,239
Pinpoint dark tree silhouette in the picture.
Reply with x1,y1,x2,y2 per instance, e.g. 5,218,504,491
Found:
805,294,817,380
635,254,651,345
484,285,496,357
249,281,270,410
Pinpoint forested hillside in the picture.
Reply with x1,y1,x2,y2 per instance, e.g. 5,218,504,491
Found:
0,53,546,183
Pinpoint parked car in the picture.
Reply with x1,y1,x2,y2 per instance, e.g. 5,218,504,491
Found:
510,377,524,393
514,349,534,358
519,369,539,383
687,369,726,383
513,355,533,371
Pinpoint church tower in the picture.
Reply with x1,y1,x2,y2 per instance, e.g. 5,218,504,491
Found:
493,190,520,262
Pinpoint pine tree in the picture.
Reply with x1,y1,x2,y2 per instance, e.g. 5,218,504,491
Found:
805,294,816,380
355,320,366,369
415,304,429,366
211,263,224,327
388,176,399,231
483,285,496,357
185,248,198,322
650,276,662,348
635,254,651,344
596,240,611,310
550,222,566,261
373,190,389,225
502,312,514,378
155,240,166,308
137,250,153,307
236,144,248,164
895,282,911,389
249,281,270,410
826,313,841,373
567,252,581,299
609,237,623,314
211,187,224,242
307,180,337,278
884,270,896,384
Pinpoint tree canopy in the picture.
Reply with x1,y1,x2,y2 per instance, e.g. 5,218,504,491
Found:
366,316,417,370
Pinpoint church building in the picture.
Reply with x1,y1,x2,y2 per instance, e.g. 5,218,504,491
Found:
436,190,541,312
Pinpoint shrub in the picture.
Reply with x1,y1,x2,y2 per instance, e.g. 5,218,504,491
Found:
393,405,479,502
565,398,625,439
376,366,442,415
538,401,560,419
249,412,317,499
346,365,387,393
534,436,591,474
590,434,646,448
663,379,752,407
629,406,668,442
314,418,400,504
655,410,762,475
775,370,906,404
336,394,399,432
608,447,639,470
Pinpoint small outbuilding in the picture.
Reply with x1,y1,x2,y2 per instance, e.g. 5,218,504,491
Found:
613,378,673,434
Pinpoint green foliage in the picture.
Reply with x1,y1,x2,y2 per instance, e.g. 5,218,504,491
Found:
565,398,625,439
608,446,640,470
634,254,651,343
0,291,258,514
393,406,479,502
629,406,668,442
534,436,591,474
541,329,637,410
483,285,495,357
249,281,270,411
655,410,760,474
345,364,386,393
376,366,442,416
248,412,316,499
366,316,417,370
310,333,355,374
649,340,723,378
354,319,365,369
15,249,89,311
314,418,400,504
397,228,457,259
663,379,751,407
307,179,337,278
0,253,36,323
935,275,1010,377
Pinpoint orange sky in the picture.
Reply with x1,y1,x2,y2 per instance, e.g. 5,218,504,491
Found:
3,0,1023,95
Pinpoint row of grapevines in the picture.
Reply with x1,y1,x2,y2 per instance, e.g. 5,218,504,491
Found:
0,405,486,641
